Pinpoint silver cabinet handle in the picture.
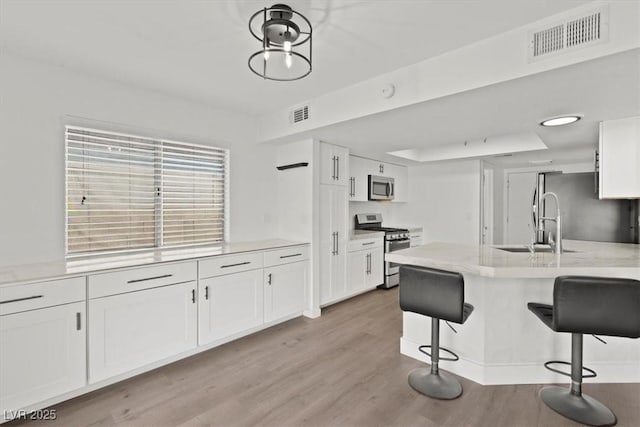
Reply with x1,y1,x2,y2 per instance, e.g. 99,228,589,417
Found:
332,156,337,180
336,231,339,255
280,253,302,259
0,295,43,305
221,261,251,269
332,232,337,255
336,156,340,181
191,289,196,304
76,312,82,331
205,286,209,300
268,273,272,285
362,241,375,246
127,274,172,284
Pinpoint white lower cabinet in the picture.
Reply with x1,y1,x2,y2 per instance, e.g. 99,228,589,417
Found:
264,261,306,323
1,277,86,420
198,269,264,345
1,301,86,419
88,281,197,383
348,246,384,294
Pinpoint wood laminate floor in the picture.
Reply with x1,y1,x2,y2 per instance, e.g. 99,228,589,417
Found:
9,287,640,427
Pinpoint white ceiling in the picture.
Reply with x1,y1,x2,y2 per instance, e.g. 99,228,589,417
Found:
306,49,640,166
0,0,594,115
2,0,637,167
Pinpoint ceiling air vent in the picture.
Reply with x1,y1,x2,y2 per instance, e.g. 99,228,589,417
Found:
290,105,310,124
528,6,608,62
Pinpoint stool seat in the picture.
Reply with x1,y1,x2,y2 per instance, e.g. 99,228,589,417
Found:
527,302,553,329
528,275,640,427
461,303,474,324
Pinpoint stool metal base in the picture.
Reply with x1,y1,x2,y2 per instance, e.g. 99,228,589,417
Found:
541,386,617,427
408,368,462,400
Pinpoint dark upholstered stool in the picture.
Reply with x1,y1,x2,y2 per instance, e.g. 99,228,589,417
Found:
528,276,640,427
399,265,474,400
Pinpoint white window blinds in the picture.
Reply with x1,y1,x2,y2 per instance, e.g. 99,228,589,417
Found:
65,126,227,256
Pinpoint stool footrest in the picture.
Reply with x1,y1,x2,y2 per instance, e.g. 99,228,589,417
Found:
418,345,460,362
543,360,597,379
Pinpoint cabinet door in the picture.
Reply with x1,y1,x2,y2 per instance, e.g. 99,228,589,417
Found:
366,248,384,288
199,270,264,345
332,185,348,298
320,143,349,186
349,156,369,201
1,302,86,418
599,117,640,198
319,184,334,305
348,251,367,293
333,145,349,187
264,262,306,323
89,281,197,383
319,185,348,305
319,142,333,185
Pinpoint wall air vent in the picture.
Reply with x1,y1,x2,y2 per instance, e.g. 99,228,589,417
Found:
528,6,608,62
290,105,310,124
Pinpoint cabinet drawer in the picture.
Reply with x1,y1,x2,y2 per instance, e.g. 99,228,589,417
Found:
199,252,264,279
264,245,310,267
89,261,196,299
0,277,85,316
348,237,383,253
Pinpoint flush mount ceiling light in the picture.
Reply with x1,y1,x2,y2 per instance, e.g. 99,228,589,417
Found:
248,4,312,81
539,114,583,127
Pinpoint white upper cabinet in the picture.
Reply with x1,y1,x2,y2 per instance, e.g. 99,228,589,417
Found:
349,155,408,202
599,116,640,199
349,156,370,201
320,142,349,186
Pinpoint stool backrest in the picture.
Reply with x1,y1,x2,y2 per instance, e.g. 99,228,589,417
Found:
399,265,465,323
553,276,640,338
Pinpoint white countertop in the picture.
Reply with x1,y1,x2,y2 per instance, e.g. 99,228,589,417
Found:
0,239,308,287
349,230,385,241
385,240,640,279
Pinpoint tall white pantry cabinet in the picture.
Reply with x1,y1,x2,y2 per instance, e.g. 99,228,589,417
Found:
319,142,349,306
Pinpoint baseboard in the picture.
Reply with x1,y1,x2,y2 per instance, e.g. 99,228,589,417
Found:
303,308,321,318
400,337,640,385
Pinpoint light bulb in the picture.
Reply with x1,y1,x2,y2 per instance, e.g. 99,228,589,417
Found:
283,40,292,52
285,53,292,69
263,49,270,60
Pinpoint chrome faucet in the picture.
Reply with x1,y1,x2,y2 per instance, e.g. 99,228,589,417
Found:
538,192,562,254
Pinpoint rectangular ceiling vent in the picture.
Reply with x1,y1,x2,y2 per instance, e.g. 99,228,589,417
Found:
290,105,310,124
528,6,608,62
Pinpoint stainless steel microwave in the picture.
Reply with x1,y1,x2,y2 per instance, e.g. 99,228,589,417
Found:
368,175,395,201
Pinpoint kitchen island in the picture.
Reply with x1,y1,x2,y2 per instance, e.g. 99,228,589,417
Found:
386,240,640,385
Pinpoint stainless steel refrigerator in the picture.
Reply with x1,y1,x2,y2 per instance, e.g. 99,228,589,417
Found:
533,172,639,244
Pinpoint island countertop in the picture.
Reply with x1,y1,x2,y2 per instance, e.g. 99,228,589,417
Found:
385,240,640,279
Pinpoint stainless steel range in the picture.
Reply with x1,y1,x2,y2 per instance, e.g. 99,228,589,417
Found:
355,213,410,289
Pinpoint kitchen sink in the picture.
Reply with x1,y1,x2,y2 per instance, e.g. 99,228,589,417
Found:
494,246,576,254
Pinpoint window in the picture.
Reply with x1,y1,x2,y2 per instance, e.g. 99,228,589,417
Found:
65,126,228,256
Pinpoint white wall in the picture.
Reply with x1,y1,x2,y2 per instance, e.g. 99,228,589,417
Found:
0,53,276,267
396,160,482,244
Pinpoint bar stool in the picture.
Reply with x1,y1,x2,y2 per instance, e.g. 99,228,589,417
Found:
528,276,640,427
399,265,474,400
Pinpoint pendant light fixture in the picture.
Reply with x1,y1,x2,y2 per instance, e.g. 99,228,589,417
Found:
248,4,312,81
